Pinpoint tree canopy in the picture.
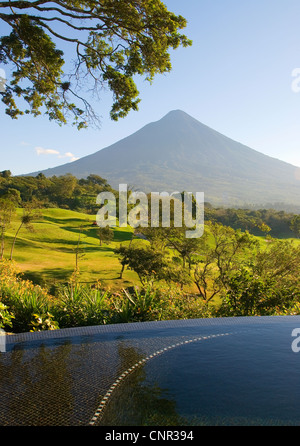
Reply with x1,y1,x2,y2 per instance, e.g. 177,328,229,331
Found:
0,0,191,129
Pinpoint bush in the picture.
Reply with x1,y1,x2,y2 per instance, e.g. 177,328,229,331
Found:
216,268,300,317
0,260,55,332
109,285,164,323
29,312,59,332
109,284,215,323
0,302,14,330
52,283,110,328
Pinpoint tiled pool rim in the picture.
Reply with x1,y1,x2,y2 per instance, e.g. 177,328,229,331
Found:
2,315,300,426
4,315,298,345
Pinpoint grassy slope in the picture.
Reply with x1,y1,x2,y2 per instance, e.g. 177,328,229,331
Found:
5,208,141,291
4,208,300,293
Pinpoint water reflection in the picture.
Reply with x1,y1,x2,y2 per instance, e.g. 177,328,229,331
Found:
97,324,300,426
99,351,182,426
0,343,75,425
0,334,184,426
0,336,129,425
1,317,300,426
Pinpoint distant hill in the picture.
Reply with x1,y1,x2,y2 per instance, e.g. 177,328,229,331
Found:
29,110,300,208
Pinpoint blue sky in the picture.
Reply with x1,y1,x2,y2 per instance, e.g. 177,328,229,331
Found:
1,0,300,175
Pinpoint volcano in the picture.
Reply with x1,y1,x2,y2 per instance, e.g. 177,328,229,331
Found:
30,110,300,207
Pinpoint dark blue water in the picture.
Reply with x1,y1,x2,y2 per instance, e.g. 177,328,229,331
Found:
2,316,300,425
99,320,300,425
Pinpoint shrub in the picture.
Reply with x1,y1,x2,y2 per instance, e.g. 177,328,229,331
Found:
52,283,110,328
0,302,14,330
216,267,300,317
30,312,59,332
109,285,163,323
0,260,55,332
109,284,215,324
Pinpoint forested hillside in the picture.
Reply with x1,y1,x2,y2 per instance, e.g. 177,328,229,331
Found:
0,170,299,238
0,170,114,212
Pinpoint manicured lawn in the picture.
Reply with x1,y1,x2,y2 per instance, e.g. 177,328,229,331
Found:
5,208,140,290
4,208,300,293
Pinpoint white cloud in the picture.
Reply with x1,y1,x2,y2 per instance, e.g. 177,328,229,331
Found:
35,146,60,156
34,146,79,162
20,141,30,146
66,152,79,162
59,152,79,162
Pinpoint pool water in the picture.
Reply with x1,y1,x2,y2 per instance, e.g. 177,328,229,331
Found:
1,316,300,426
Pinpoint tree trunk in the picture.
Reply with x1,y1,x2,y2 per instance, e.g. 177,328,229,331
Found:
0,228,5,260
10,222,23,260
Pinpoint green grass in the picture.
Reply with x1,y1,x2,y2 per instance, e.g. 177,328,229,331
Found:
5,208,140,291
4,208,300,293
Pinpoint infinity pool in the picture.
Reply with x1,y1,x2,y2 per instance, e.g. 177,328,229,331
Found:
1,316,300,426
